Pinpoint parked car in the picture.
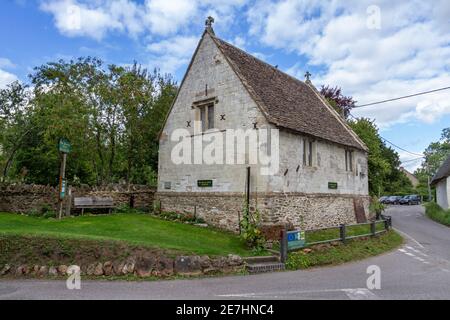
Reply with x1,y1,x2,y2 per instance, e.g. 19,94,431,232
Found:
406,195,422,205
379,196,389,204
399,196,411,205
386,196,402,205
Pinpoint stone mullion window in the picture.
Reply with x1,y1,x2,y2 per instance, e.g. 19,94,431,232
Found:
197,103,215,132
345,150,353,172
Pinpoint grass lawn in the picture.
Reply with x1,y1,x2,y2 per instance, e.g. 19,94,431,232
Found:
0,212,254,256
425,202,450,227
286,230,403,270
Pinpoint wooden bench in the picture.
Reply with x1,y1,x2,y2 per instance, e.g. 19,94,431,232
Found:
74,197,115,215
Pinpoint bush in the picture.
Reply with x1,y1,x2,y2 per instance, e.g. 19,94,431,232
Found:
240,207,265,250
425,202,450,226
370,197,385,219
158,211,206,224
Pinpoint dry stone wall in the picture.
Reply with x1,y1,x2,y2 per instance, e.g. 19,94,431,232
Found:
0,184,156,214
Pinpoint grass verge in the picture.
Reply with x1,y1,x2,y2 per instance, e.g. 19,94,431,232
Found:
286,230,403,270
0,212,254,256
424,202,450,227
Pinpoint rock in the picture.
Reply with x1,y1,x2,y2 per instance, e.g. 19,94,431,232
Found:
112,262,125,276
16,265,28,276
227,254,243,266
212,257,227,268
93,263,104,276
38,266,48,277
32,265,40,275
199,255,211,269
135,255,156,277
103,261,114,276
1,264,11,276
303,248,313,254
86,264,96,276
48,266,58,277
57,265,68,275
155,257,174,277
122,262,135,275
194,223,208,228
174,256,202,276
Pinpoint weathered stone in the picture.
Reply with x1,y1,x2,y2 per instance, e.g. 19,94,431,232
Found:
156,257,174,277
174,256,202,276
93,263,103,276
1,264,11,275
57,265,68,275
86,264,96,276
303,248,313,254
38,266,48,277
32,265,40,275
16,265,28,276
135,255,156,277
199,255,211,269
48,266,58,277
227,254,243,266
122,262,135,275
103,261,114,276
212,257,227,268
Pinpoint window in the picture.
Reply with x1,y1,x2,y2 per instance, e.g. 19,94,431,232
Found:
303,139,314,167
198,103,215,131
345,150,353,172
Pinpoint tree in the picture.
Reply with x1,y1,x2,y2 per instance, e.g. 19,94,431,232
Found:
0,57,177,186
320,85,356,119
421,128,450,176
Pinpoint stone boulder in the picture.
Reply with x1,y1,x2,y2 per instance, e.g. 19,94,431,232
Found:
1,264,11,276
174,256,202,276
57,265,68,276
48,266,58,277
103,261,114,276
86,264,96,276
135,255,157,277
93,263,104,276
37,266,48,277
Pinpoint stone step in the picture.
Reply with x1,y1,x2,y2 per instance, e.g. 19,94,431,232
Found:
243,255,279,264
246,262,285,274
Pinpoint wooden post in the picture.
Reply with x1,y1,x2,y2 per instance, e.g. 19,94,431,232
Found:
194,205,197,219
280,228,288,263
58,152,67,219
246,166,250,214
237,210,241,235
370,221,376,236
65,186,72,217
340,224,347,244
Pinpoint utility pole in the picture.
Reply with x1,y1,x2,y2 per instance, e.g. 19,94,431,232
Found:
426,163,432,202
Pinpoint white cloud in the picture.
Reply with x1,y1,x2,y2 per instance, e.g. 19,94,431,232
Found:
146,36,199,74
248,0,450,127
0,58,16,69
0,69,18,89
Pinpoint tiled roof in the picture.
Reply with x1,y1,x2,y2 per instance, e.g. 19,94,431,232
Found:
212,35,367,151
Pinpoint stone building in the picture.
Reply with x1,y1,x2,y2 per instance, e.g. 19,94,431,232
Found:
156,19,369,233
431,155,450,210
400,167,419,188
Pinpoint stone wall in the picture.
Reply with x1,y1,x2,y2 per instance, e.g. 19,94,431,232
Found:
0,184,156,214
156,191,371,235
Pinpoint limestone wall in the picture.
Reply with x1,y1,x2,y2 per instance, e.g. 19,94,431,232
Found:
0,184,156,214
156,192,370,235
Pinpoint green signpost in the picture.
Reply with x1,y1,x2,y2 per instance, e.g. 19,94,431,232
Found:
58,138,72,154
58,138,71,219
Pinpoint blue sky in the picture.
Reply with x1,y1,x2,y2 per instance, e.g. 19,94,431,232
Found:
1,0,449,172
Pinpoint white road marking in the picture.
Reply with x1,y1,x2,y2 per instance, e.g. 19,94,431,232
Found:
393,228,424,248
342,288,378,300
405,245,429,257
217,288,379,300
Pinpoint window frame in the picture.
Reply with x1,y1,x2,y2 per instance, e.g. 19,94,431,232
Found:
345,149,354,172
197,102,215,132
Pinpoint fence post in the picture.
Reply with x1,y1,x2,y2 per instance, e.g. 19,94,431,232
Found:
237,210,241,235
159,200,162,214
340,224,347,244
280,228,288,263
370,220,376,236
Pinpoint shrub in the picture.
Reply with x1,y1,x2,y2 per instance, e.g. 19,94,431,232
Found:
370,196,385,219
240,207,265,250
425,202,450,226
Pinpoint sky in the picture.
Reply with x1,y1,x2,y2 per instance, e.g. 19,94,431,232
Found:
1,0,449,172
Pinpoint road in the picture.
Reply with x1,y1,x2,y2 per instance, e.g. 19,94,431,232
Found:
1,205,450,300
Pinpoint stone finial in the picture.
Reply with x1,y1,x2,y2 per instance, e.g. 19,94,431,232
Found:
205,16,215,34
304,71,312,83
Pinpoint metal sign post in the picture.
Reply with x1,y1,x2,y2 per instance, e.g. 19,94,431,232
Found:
58,138,71,219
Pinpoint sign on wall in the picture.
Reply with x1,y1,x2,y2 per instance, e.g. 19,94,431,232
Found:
197,180,213,187
328,182,338,189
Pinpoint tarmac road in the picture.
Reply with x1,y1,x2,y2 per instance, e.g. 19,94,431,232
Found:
1,205,450,300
